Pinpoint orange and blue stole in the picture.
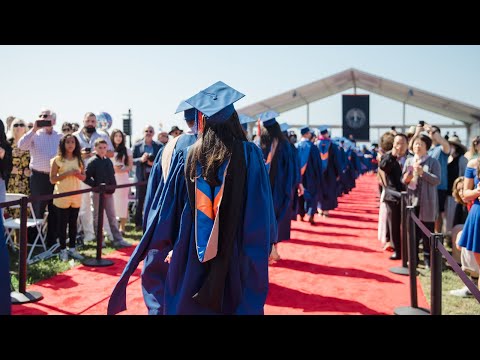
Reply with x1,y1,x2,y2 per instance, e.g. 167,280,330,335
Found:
194,159,230,263
297,140,312,177
319,139,331,174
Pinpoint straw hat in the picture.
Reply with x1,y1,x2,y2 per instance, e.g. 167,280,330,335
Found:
448,135,467,152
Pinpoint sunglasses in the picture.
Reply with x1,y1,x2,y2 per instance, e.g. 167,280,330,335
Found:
28,125,33,129
62,128,72,132
13,123,26,128
39,114,49,118
145,130,154,133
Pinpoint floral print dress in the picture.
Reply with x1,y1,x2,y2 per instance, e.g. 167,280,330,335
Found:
6,143,31,218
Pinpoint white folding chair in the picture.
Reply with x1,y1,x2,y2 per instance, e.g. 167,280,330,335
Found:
3,193,48,264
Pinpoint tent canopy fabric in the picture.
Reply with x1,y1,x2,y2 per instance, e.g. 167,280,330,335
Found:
237,68,480,125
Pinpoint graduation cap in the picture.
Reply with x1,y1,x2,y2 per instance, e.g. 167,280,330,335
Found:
185,81,245,124
319,125,329,135
300,126,311,135
175,101,196,122
238,114,256,131
279,122,289,133
257,110,279,127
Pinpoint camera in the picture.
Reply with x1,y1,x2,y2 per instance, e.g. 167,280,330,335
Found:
37,120,52,127
84,147,91,153
147,153,155,162
418,120,425,127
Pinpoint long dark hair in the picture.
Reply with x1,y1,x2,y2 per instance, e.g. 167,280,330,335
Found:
260,122,287,152
187,111,247,186
110,129,128,165
58,134,83,169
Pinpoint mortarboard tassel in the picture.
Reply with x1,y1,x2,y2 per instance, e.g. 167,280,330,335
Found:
198,111,204,134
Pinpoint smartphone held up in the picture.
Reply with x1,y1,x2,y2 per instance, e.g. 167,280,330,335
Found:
37,119,52,127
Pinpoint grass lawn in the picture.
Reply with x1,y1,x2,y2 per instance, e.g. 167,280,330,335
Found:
8,223,142,291
418,264,480,315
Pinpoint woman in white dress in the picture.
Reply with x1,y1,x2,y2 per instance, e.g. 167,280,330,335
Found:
110,129,133,234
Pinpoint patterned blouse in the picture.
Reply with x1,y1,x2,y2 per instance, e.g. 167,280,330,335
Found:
6,142,31,218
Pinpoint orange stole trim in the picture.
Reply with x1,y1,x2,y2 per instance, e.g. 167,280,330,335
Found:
196,188,214,220
320,152,329,160
300,164,307,176
265,151,273,165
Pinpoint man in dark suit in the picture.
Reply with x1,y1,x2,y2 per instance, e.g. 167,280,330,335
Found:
132,125,162,231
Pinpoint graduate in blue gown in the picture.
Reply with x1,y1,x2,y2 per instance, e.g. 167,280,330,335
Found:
316,126,341,217
343,140,357,192
0,215,11,315
109,81,276,315
108,101,199,315
161,81,276,314
143,102,199,230
257,113,295,261
280,123,303,223
296,126,323,225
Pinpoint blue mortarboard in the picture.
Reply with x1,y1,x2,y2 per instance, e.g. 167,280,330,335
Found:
319,125,329,135
257,110,279,127
175,101,196,121
238,114,256,131
185,81,245,124
300,126,310,135
279,122,289,133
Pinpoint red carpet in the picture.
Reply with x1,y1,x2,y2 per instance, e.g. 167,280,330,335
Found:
12,173,428,315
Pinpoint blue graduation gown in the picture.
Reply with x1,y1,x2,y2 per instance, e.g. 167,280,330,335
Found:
289,143,301,221
143,134,197,230
297,140,323,215
333,144,346,197
108,133,196,315
163,142,276,314
344,148,357,191
264,141,295,243
317,139,341,211
0,216,11,315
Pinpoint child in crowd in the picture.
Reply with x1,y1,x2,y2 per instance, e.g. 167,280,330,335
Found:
84,138,131,248
50,134,86,261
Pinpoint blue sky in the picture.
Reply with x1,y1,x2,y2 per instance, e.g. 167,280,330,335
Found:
1,45,479,145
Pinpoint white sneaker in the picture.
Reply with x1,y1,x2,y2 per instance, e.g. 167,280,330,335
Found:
449,286,472,298
67,248,85,260
59,249,68,262
113,239,132,248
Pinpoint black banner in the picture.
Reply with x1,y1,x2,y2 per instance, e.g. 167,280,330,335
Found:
342,95,370,142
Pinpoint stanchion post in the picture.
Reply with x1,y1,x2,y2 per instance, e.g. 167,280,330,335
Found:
18,196,28,294
400,192,408,268
393,205,429,315
407,206,418,308
82,183,114,267
11,196,43,304
430,233,443,315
